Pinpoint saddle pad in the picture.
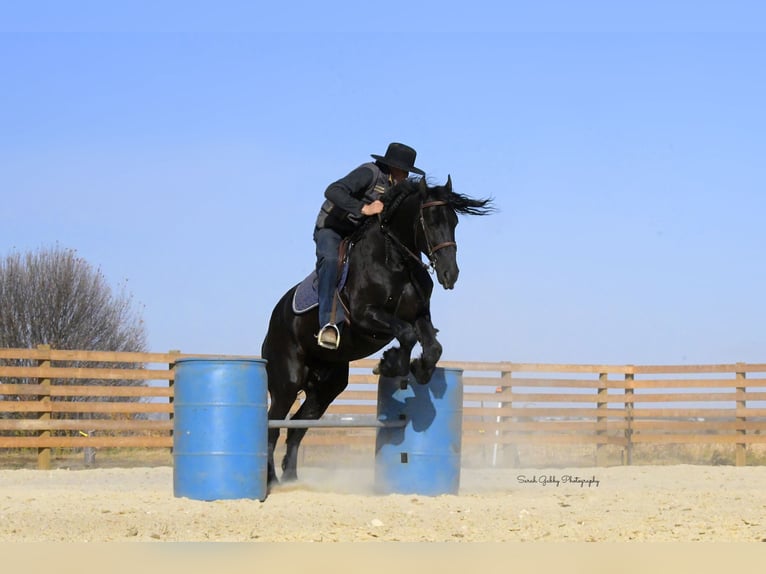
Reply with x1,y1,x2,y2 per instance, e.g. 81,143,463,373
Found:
292,266,349,325
292,271,320,314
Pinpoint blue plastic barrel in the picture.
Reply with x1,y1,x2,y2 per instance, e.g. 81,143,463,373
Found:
173,358,268,501
374,367,463,495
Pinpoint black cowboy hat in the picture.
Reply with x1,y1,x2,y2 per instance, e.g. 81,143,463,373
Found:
371,142,425,176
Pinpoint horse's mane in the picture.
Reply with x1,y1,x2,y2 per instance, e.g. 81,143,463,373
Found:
382,178,496,219
431,185,495,216
362,178,496,236
380,179,419,223
346,181,412,242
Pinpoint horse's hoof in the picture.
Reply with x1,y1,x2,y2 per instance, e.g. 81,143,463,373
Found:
410,359,433,385
378,361,401,378
414,370,433,385
281,472,298,483
267,465,279,487
280,464,297,482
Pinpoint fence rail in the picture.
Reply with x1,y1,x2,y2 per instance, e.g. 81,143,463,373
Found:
2,347,766,469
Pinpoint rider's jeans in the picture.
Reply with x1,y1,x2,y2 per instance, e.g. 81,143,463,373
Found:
313,226,342,328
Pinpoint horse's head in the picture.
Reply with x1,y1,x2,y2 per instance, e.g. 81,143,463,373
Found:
418,176,494,290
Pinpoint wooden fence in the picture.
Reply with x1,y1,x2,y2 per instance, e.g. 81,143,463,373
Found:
2,347,766,469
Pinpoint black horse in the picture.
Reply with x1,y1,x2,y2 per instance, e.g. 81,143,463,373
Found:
261,176,493,486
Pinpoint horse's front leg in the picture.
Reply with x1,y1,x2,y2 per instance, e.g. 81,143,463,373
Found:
378,315,419,377
410,314,443,384
356,307,418,377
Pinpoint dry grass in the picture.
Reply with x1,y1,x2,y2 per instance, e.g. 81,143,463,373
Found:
3,441,766,470
484,442,766,468
0,448,173,470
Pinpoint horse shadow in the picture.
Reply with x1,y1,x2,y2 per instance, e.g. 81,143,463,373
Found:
374,373,448,451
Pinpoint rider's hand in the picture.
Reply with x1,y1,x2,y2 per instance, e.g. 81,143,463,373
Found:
361,200,384,216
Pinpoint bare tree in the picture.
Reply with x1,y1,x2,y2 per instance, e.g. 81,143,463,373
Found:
0,245,146,352
0,246,148,421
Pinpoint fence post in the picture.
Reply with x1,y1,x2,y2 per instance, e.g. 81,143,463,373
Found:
496,370,519,467
624,370,634,466
36,344,52,470
596,372,608,466
735,364,747,466
168,350,180,456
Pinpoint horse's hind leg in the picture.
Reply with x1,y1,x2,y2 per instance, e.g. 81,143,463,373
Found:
266,356,304,487
281,363,349,481
267,391,295,487
410,315,443,385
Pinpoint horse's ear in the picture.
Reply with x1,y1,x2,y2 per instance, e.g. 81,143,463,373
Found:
418,177,428,191
446,174,452,191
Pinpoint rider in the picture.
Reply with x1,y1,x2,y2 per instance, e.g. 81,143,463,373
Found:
313,142,425,349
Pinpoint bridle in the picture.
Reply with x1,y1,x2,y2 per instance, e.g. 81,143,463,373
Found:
380,199,457,274
419,200,457,265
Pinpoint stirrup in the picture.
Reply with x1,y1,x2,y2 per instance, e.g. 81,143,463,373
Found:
317,323,340,350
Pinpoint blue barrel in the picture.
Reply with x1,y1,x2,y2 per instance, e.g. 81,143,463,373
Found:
374,367,463,495
173,358,268,501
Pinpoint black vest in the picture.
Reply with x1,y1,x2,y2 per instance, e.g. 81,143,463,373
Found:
315,162,391,234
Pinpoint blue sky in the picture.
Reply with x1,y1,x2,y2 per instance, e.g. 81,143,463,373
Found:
2,2,765,365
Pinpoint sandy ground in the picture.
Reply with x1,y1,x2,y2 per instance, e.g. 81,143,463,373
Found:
2,464,766,543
